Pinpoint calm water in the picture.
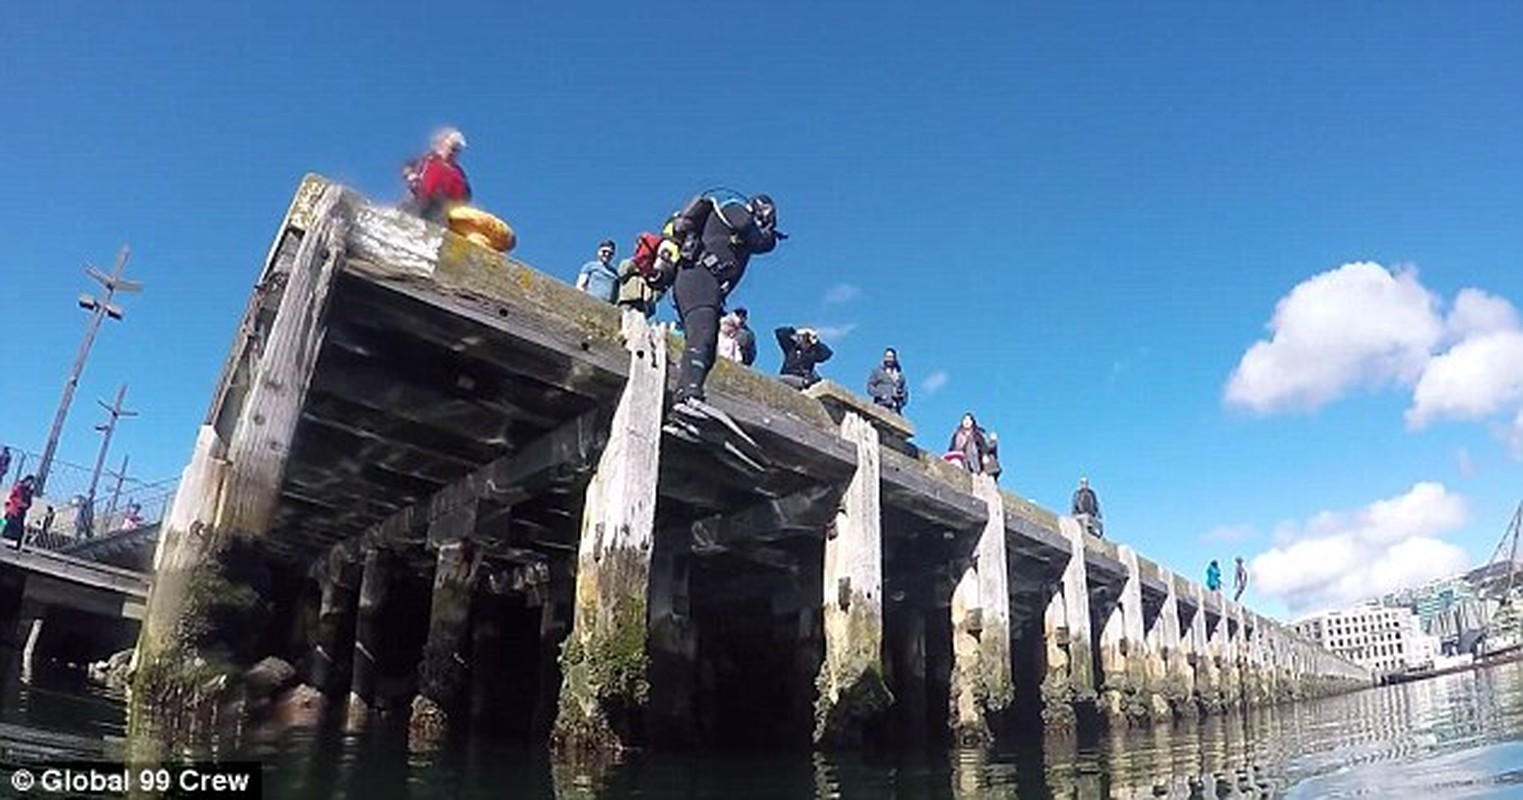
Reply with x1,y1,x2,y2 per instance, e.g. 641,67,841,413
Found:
4,659,1523,798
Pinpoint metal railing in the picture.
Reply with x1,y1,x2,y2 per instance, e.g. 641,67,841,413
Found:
3,444,176,552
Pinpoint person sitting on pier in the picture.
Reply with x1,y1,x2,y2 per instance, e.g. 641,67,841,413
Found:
669,190,782,406
402,127,471,223
1206,559,1223,593
1233,556,1250,602
776,326,833,389
1071,476,1104,538
576,240,620,303
3,475,35,545
867,347,909,414
945,413,992,474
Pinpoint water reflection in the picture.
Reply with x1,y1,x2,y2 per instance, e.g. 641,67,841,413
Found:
9,656,1523,798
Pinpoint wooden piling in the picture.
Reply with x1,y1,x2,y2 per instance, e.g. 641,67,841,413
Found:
1099,546,1149,725
1220,598,1242,709
468,588,509,736
551,311,666,758
1058,517,1095,705
1040,586,1075,728
1156,571,1193,717
409,538,483,750
306,543,363,703
1195,586,1225,713
130,184,347,749
949,474,1012,746
345,544,397,731
814,412,890,749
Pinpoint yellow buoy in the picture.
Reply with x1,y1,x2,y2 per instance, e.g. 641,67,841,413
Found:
447,205,517,253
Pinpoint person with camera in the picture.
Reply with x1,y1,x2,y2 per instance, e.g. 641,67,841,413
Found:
775,325,833,389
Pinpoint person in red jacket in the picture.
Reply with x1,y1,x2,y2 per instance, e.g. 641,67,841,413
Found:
4,474,35,545
402,128,471,223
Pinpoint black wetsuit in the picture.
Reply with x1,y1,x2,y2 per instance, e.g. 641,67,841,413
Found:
671,196,778,403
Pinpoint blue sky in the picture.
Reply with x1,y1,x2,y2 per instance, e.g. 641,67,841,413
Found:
3,2,1521,620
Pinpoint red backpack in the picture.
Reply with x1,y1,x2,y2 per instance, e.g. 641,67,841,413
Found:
630,231,677,290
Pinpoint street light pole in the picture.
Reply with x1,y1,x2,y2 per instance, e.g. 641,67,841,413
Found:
86,383,136,511
105,454,131,519
35,246,141,495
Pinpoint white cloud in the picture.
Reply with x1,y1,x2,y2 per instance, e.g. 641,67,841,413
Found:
1407,329,1523,429
1251,482,1471,615
811,323,857,341
1224,262,1443,413
920,370,949,394
823,284,861,304
1446,288,1519,341
1224,265,1523,457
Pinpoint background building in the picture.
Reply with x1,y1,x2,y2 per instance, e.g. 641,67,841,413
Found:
1294,603,1440,675
1382,564,1511,655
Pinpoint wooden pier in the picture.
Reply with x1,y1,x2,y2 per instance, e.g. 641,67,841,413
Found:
129,176,1371,756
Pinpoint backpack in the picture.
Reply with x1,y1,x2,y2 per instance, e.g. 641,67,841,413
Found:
629,231,678,290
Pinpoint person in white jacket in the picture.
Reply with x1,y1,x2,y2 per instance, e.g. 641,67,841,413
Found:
717,312,744,363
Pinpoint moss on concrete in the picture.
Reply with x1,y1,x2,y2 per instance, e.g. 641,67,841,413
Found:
552,547,652,758
813,590,891,749
1158,671,1194,718
1040,668,1077,730
1067,639,1096,706
978,623,1015,714
129,536,278,754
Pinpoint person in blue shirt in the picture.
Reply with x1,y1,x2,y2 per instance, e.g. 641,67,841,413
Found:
576,240,620,303
1206,559,1223,592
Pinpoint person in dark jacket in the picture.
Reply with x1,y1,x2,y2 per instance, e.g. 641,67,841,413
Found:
866,348,909,414
0,446,11,484
4,475,35,545
1071,476,1103,538
776,326,833,389
947,413,991,474
732,307,757,366
402,128,471,223
670,192,781,405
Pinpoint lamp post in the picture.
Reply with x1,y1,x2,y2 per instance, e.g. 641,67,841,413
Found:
83,384,136,536
105,454,130,520
35,246,140,496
